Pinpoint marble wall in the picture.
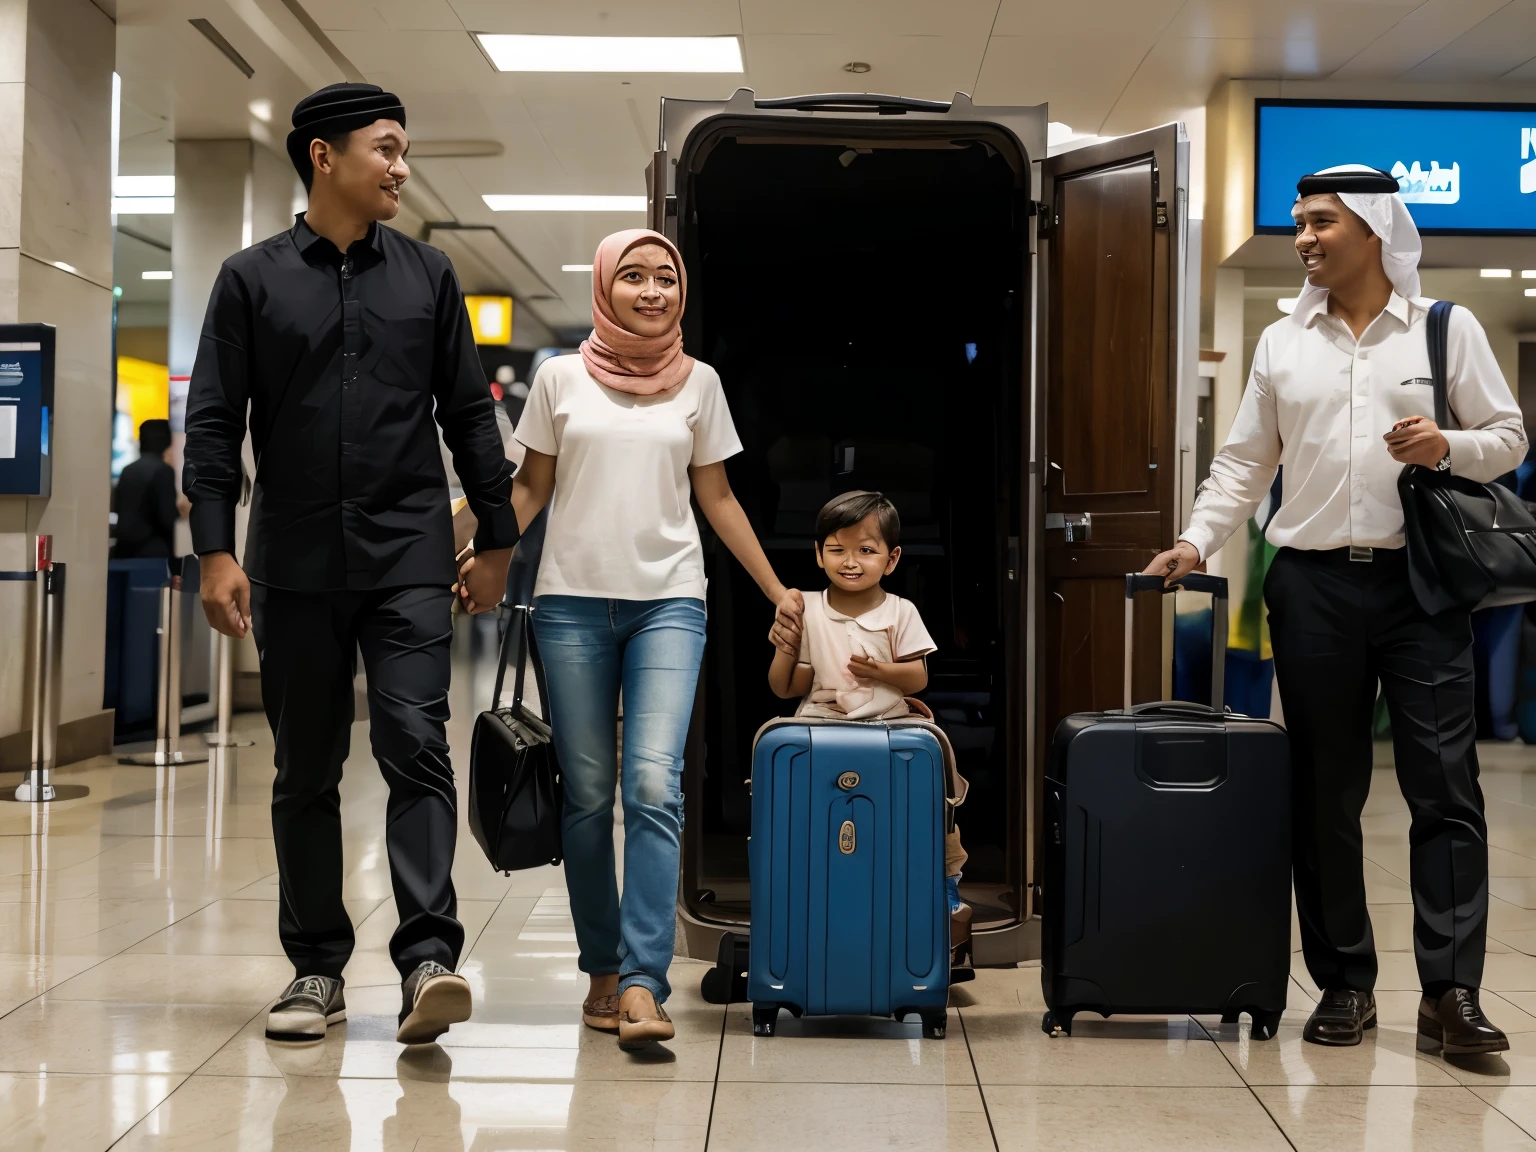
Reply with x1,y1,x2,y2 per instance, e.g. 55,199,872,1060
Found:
0,0,117,753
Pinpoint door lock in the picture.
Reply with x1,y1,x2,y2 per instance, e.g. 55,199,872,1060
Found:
1045,512,1092,543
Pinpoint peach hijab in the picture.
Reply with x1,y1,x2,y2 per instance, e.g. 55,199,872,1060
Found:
579,228,696,396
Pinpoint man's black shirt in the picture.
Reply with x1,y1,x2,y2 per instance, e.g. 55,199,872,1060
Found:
183,215,517,590
113,453,177,560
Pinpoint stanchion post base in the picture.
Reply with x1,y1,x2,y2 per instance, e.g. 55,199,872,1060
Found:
205,736,254,748
12,781,55,802
118,751,210,766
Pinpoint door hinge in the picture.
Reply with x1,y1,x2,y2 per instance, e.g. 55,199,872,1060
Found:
1033,200,1054,240
1155,200,1169,229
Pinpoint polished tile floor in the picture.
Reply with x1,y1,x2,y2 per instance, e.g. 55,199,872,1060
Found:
4,630,1536,1148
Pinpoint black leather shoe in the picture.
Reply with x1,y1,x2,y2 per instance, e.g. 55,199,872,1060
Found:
1417,987,1510,1057
1302,988,1376,1046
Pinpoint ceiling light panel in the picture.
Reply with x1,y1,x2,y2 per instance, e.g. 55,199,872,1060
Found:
114,175,174,197
483,195,646,212
476,34,743,73
113,198,175,214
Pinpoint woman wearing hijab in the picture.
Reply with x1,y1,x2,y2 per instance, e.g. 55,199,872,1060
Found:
496,229,802,1049
1146,166,1526,1055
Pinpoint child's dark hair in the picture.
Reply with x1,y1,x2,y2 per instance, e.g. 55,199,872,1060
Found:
814,490,901,551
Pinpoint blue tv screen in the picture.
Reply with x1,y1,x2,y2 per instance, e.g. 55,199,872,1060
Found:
1255,101,1536,235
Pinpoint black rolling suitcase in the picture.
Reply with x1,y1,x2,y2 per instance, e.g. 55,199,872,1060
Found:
1041,573,1291,1040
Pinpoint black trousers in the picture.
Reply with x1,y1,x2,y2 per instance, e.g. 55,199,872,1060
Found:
250,583,462,980
1265,547,1488,993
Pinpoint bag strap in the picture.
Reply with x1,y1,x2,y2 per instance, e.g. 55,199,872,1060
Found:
492,606,532,712
1428,299,1454,429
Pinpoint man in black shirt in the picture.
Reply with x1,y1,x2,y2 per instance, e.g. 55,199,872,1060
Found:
183,83,518,1047
113,419,178,560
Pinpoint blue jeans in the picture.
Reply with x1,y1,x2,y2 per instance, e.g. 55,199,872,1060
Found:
531,595,706,1003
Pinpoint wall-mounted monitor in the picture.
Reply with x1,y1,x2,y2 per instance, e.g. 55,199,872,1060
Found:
0,324,54,498
1255,100,1536,236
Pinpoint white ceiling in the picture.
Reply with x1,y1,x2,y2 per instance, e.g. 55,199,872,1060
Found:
112,0,1536,342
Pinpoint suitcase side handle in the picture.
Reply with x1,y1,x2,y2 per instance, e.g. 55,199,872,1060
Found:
1122,573,1229,714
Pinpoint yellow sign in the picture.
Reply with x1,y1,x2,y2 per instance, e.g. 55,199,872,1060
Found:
116,357,169,439
465,295,513,345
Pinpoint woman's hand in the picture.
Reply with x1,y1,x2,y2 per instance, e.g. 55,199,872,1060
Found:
771,586,804,654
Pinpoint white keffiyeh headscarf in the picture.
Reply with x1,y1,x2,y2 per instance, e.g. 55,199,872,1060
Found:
1290,163,1422,320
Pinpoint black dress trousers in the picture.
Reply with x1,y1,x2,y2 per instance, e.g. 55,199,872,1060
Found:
1265,546,1488,994
250,582,462,980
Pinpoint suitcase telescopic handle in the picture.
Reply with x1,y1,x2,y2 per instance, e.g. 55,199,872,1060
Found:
1123,572,1229,714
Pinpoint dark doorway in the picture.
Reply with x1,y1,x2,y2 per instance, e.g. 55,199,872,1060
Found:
676,129,1030,930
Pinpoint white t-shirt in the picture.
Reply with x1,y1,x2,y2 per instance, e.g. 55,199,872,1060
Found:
513,354,743,601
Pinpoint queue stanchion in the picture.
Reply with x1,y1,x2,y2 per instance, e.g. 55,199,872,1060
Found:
121,563,208,767
8,535,64,802
205,631,252,748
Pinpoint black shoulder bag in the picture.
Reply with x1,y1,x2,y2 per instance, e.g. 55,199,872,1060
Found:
1399,299,1536,615
467,606,563,872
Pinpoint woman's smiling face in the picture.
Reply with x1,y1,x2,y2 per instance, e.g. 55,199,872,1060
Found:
609,243,681,337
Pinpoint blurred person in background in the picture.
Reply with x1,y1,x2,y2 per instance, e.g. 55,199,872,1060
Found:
112,418,179,560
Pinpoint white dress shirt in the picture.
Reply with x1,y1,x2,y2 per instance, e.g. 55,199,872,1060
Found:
1181,292,1527,561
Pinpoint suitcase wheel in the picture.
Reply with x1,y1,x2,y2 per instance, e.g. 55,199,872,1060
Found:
752,1004,779,1037
1042,1010,1074,1038
1249,1011,1283,1041
921,1009,947,1040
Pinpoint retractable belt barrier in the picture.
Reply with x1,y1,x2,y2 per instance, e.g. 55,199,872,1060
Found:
4,535,65,802
121,556,210,768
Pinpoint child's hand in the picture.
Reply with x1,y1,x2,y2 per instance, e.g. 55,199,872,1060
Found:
768,619,800,657
848,653,889,683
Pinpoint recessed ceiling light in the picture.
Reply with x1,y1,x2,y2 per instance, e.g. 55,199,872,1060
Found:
483,195,646,212
843,62,871,74
1523,270,1536,279
1481,268,1513,278
562,264,594,272
1277,295,1300,314
114,175,174,197
248,98,272,123
1525,288,1536,297
141,270,172,280
113,197,175,214
53,261,77,275
476,34,743,73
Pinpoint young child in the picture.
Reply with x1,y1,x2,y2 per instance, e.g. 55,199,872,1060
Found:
767,490,973,978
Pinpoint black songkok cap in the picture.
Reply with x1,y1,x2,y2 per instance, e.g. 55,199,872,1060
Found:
1296,167,1400,196
286,82,406,178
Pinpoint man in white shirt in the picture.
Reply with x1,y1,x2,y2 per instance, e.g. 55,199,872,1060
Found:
1146,165,1526,1055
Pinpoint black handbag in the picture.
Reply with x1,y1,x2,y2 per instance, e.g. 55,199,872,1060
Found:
1399,299,1536,615
467,606,563,872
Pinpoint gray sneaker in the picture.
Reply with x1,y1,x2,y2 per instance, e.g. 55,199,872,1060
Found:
396,960,472,1044
266,975,346,1042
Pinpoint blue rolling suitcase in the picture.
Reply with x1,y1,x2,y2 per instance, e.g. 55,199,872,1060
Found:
1042,574,1292,1040
747,721,951,1039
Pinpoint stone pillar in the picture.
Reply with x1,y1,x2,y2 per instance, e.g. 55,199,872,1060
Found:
168,139,296,685
0,0,116,763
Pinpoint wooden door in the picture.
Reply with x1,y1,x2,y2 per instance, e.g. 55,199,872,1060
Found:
1038,127,1184,744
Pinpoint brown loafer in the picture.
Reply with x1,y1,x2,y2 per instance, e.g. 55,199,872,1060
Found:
618,998,674,1050
1418,987,1510,1056
582,993,620,1033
